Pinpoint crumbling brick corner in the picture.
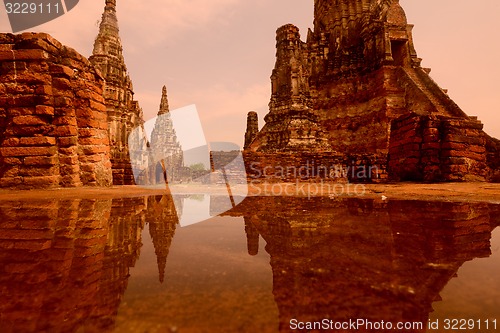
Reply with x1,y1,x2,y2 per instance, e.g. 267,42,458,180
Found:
388,113,490,182
0,33,113,189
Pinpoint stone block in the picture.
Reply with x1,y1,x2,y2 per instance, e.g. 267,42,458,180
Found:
34,94,53,106
60,174,82,187
2,157,22,165
76,89,103,101
0,176,23,187
441,142,467,150
0,228,54,240
58,155,79,165
52,77,72,91
20,165,59,177
2,166,19,177
60,164,80,175
58,146,78,155
24,156,58,166
78,137,108,146
0,44,13,51
2,95,37,107
12,115,48,126
441,149,485,161
35,105,54,115
11,239,52,251
20,137,56,146
22,175,60,187
49,64,74,78
78,128,100,138
470,145,486,154
443,134,484,145
54,96,73,107
442,164,468,175
9,124,52,137
1,146,56,157
51,125,78,137
80,155,103,163
77,118,100,128
423,127,439,136
80,145,109,155
440,157,467,166
35,85,52,95
53,115,77,126
57,137,78,147
80,171,98,184
14,49,49,60
89,100,105,111
1,138,20,147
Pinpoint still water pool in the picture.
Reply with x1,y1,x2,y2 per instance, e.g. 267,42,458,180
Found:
0,195,499,332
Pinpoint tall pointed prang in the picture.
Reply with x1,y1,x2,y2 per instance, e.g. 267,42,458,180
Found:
90,0,144,185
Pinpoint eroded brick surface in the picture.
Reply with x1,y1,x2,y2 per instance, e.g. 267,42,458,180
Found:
0,33,113,189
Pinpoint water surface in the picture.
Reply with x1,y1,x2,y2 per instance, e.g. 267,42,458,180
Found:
0,195,499,332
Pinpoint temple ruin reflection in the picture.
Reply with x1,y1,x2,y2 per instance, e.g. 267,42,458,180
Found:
0,195,498,332
0,195,179,332
231,198,499,332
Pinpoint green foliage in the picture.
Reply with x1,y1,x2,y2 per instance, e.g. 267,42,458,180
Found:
189,163,207,172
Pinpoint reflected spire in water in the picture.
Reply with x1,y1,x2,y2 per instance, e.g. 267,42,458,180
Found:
244,216,260,256
146,195,180,283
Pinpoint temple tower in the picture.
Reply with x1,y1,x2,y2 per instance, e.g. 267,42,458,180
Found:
244,0,493,182
243,111,259,149
311,0,420,75
90,0,143,185
149,86,184,184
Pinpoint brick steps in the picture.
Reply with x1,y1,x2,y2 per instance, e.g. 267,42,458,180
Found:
402,68,449,115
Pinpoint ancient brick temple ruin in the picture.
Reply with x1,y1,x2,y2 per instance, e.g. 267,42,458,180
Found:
143,86,184,185
2,0,500,189
244,0,500,182
89,0,144,185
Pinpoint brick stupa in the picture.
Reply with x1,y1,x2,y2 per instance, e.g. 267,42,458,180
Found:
244,0,500,182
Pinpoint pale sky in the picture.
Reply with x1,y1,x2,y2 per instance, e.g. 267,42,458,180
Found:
1,0,499,148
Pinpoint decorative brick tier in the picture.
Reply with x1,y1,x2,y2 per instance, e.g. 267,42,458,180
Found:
389,113,488,182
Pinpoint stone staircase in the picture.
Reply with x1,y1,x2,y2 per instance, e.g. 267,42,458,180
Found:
401,67,466,117
403,68,448,114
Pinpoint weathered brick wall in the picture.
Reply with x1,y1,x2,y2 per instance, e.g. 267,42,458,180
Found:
483,134,500,182
388,113,487,182
0,33,113,189
317,68,395,155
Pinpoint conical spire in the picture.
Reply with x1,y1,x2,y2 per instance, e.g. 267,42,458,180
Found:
92,0,120,57
102,0,118,30
89,0,143,185
158,86,170,116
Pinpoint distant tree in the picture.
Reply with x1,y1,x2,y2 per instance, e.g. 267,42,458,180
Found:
189,163,207,172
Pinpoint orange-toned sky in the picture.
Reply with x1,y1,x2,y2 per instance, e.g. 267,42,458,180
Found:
1,0,499,147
